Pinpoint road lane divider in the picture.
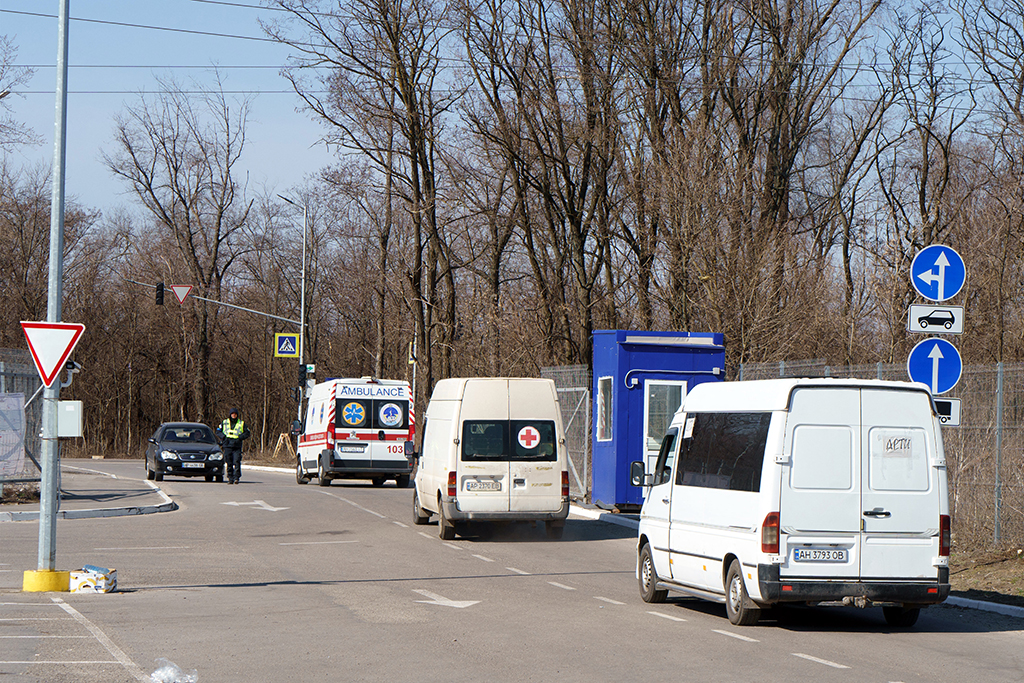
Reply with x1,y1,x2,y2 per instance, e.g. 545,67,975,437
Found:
713,629,759,642
792,653,849,669
648,611,686,622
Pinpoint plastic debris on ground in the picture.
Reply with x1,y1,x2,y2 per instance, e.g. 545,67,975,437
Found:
69,564,117,593
150,658,199,683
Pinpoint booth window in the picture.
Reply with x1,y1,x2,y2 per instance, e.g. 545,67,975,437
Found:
596,376,612,441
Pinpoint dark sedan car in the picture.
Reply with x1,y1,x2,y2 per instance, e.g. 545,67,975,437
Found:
145,422,225,482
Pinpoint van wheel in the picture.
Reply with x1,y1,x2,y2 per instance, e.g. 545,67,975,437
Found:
639,543,668,603
438,502,457,540
725,560,761,625
882,605,920,628
396,474,411,489
317,459,331,487
545,521,565,540
296,459,309,485
412,489,430,525
371,477,386,487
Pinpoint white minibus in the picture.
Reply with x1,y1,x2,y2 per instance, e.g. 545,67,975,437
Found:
634,378,951,627
413,378,570,539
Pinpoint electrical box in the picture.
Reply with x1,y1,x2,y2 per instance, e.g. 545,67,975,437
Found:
591,330,725,510
57,400,83,438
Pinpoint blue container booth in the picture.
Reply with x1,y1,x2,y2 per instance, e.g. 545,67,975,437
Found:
591,330,725,510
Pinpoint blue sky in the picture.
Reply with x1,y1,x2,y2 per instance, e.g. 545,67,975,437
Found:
2,0,332,214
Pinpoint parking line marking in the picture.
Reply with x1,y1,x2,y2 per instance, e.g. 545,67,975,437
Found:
278,540,359,546
595,596,625,605
472,555,494,563
648,611,687,622
393,521,408,528
52,598,149,681
507,567,530,575
443,543,462,551
713,629,759,642
792,653,849,669
548,582,576,591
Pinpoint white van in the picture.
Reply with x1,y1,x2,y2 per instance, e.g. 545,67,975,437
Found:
412,378,570,539
296,377,415,487
634,378,951,627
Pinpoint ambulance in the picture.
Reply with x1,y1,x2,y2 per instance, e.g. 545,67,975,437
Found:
296,377,415,487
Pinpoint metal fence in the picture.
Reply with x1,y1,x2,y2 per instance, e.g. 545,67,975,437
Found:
0,348,43,483
541,365,591,501
739,360,1024,549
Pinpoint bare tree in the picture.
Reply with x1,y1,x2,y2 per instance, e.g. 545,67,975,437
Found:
0,35,39,151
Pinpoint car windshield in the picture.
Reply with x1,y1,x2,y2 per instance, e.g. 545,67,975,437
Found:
162,427,216,444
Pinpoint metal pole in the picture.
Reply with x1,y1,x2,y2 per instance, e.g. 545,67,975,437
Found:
298,205,307,421
994,362,1004,545
38,0,71,572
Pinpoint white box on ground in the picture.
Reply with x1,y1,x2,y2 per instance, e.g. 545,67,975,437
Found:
70,566,117,593
57,400,83,438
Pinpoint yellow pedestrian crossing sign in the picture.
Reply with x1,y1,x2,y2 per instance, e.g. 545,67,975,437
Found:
275,333,300,358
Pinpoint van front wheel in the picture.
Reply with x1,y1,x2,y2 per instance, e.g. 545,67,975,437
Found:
639,543,668,603
412,488,430,525
725,560,761,626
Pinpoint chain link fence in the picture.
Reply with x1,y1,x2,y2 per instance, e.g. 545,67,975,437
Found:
541,365,591,501
739,360,1024,550
0,348,43,484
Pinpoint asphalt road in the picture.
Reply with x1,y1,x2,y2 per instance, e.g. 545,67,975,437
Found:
3,460,1024,682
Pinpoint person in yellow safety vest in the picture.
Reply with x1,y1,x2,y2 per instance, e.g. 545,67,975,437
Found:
216,407,251,484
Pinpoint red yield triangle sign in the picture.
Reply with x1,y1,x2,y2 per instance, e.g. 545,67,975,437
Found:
170,285,193,304
21,322,86,387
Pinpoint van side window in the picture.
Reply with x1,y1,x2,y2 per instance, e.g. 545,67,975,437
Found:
677,412,771,492
653,428,678,485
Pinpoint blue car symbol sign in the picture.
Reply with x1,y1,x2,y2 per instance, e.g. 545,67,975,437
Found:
378,403,403,428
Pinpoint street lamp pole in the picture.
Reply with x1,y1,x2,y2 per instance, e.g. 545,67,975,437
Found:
279,195,308,421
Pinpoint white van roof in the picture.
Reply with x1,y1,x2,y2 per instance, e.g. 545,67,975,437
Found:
430,377,555,401
683,378,933,413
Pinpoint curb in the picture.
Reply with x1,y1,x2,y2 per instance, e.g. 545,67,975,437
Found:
0,478,178,522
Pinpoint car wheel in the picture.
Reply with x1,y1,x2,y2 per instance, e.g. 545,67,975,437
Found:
371,477,386,487
216,473,224,483
205,474,214,482
412,488,430,525
639,542,668,603
396,474,411,489
317,458,331,487
545,521,565,540
154,471,164,482
296,458,309,485
920,320,928,328
146,465,155,481
882,605,920,628
438,500,457,540
725,559,761,625
944,321,953,329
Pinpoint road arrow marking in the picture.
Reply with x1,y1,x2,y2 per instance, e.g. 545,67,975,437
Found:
221,500,289,512
928,343,944,394
412,589,480,609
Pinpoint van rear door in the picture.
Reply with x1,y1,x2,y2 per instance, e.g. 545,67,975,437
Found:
508,379,561,513
458,380,511,512
780,387,940,581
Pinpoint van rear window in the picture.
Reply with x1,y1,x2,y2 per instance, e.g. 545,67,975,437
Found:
461,420,557,461
677,412,770,492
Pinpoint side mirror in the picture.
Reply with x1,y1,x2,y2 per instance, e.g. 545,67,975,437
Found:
148,438,157,445
404,440,417,459
290,420,302,437
630,461,646,486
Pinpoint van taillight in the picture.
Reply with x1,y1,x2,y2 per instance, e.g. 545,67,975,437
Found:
561,471,569,497
447,471,457,498
761,512,780,553
939,514,951,556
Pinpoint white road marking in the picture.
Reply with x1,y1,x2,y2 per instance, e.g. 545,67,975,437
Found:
52,598,149,681
0,660,120,665
393,521,408,528
412,589,480,609
792,653,850,669
321,492,386,518
713,629,759,642
0,635,90,638
548,582,576,591
443,543,462,551
222,500,289,512
648,611,687,622
279,540,359,546
93,546,189,551
507,567,530,575
595,596,625,605
472,554,494,563
0,618,73,621
418,532,434,540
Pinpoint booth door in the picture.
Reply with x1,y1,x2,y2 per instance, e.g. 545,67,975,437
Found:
641,380,687,499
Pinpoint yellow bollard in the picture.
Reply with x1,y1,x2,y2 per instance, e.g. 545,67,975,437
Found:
22,570,70,592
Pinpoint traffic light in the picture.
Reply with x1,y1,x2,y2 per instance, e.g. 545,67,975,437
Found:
155,282,164,305
298,365,307,387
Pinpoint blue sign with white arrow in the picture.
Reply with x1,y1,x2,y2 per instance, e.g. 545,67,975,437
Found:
907,337,962,395
911,245,965,302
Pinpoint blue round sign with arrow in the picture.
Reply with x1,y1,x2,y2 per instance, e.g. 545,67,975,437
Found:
907,337,962,395
911,245,966,302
